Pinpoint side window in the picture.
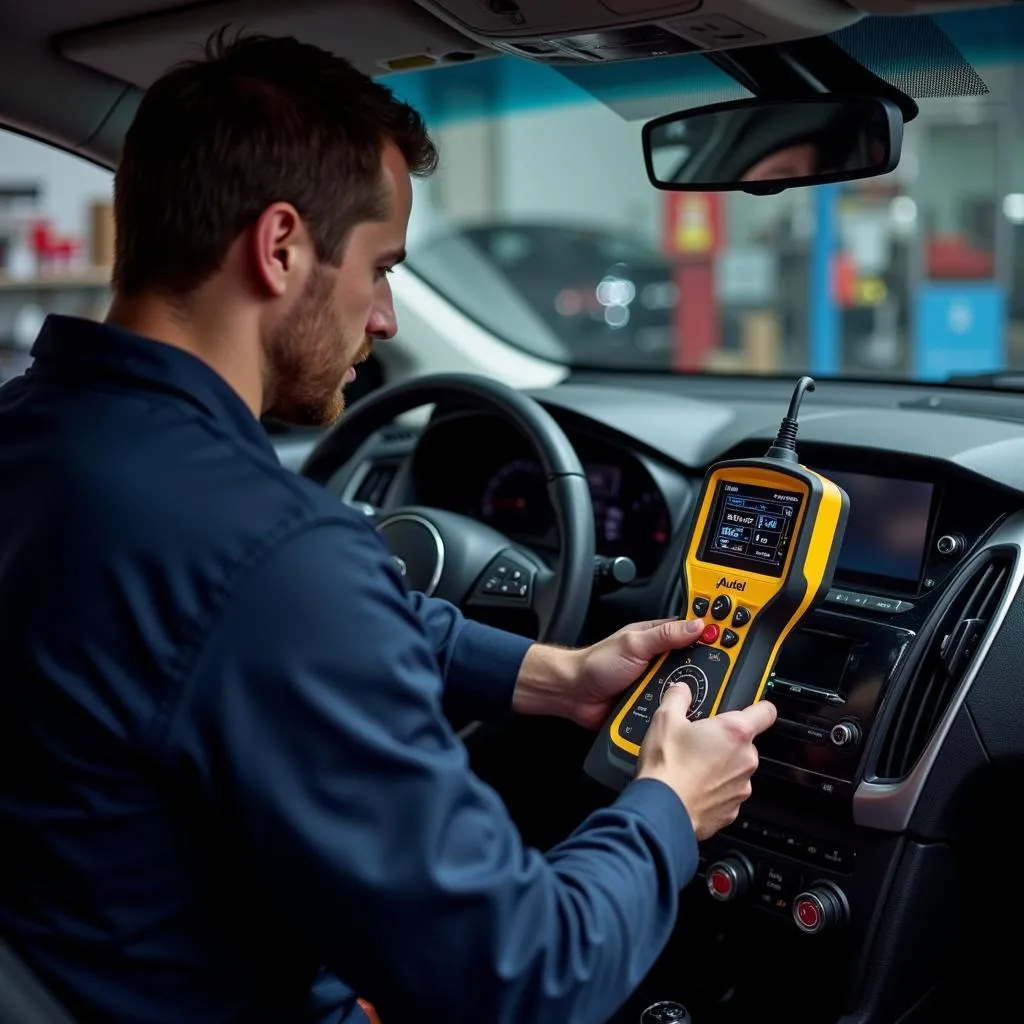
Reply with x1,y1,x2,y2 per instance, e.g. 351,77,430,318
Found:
0,129,114,383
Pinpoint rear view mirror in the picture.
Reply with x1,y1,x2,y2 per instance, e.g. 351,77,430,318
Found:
642,95,903,195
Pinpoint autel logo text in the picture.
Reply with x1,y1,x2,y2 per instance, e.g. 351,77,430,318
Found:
716,577,746,592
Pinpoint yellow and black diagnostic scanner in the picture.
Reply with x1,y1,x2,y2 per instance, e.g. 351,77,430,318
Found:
584,376,850,791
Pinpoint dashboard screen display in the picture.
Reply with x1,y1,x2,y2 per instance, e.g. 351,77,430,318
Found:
699,480,803,578
826,469,934,585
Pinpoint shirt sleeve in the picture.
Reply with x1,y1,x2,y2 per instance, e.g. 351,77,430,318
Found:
161,514,699,1024
406,590,533,721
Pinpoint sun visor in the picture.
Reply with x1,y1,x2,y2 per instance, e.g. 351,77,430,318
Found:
57,0,495,89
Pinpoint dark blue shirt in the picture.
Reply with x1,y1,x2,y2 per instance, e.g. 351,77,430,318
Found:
0,316,698,1024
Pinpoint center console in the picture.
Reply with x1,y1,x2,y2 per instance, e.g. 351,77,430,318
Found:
692,459,957,808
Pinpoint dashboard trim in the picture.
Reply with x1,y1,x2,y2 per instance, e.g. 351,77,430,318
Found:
853,511,1024,832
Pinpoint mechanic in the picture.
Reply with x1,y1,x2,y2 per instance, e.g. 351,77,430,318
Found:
742,138,821,181
739,116,888,183
0,31,776,1024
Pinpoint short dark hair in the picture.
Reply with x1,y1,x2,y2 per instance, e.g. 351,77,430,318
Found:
112,29,438,298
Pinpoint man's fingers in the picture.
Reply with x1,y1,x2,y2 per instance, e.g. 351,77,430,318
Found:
658,680,693,717
736,699,778,736
628,618,704,659
618,617,677,634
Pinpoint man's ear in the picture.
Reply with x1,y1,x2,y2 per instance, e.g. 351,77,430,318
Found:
251,202,311,297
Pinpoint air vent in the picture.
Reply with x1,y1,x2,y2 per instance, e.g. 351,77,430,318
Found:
353,462,398,507
874,551,1015,781
380,426,419,444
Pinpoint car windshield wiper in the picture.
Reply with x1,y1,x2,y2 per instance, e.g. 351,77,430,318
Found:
943,371,1024,390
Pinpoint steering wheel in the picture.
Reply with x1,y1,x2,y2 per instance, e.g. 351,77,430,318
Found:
299,374,596,646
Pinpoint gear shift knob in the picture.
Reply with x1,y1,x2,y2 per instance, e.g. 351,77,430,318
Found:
640,1001,692,1023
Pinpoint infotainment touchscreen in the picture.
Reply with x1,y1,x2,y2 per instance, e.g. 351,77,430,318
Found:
824,469,935,589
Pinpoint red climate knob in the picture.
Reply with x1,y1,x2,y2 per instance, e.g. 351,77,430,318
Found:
705,854,752,902
795,896,822,931
793,882,849,935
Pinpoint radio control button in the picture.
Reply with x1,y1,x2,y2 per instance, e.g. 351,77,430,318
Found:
731,606,751,627
711,595,732,620
699,624,720,645
937,533,964,556
692,597,709,617
830,721,861,748
721,629,739,648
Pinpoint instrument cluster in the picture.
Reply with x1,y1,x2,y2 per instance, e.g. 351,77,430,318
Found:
411,415,673,578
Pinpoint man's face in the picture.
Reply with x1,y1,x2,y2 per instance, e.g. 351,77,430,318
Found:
742,142,818,183
263,143,412,427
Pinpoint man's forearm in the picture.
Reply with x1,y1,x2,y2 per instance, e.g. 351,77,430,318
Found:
511,643,580,720
406,590,587,724
408,591,534,717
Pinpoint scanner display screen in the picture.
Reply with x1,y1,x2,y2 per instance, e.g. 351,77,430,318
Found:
700,480,803,578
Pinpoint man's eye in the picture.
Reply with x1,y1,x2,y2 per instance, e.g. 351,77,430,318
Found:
376,266,394,280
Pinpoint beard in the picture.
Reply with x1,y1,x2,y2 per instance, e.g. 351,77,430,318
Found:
262,265,367,428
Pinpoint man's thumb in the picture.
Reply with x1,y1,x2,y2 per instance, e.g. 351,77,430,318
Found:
659,679,694,717
634,618,704,659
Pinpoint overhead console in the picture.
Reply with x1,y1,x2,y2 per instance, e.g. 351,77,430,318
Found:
410,0,864,63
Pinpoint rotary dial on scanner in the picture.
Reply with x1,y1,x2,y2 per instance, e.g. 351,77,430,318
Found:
659,664,709,719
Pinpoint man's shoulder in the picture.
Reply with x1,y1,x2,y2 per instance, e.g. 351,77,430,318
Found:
57,405,379,598
111,429,370,567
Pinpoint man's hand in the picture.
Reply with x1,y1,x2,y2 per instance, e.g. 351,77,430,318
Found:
512,617,706,729
637,684,777,840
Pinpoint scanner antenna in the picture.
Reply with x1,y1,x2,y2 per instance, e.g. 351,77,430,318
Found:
766,376,815,463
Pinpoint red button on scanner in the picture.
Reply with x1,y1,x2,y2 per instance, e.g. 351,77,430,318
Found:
709,869,733,897
796,898,821,930
700,624,720,645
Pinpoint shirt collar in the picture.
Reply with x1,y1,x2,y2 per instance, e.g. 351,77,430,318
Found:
30,314,277,457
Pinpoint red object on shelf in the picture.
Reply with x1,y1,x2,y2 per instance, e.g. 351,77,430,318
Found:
28,220,82,270
31,221,55,258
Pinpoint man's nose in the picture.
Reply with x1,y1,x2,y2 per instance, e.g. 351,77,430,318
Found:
366,295,397,341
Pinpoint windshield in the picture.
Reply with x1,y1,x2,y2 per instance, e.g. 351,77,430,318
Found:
386,7,1024,383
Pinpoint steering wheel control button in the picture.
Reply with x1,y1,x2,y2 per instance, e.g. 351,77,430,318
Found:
710,595,732,620
699,624,720,645
731,606,751,627
720,629,739,648
792,882,849,935
474,553,533,603
705,854,753,902
692,596,710,617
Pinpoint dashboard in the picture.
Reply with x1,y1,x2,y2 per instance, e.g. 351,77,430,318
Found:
320,373,1024,1024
